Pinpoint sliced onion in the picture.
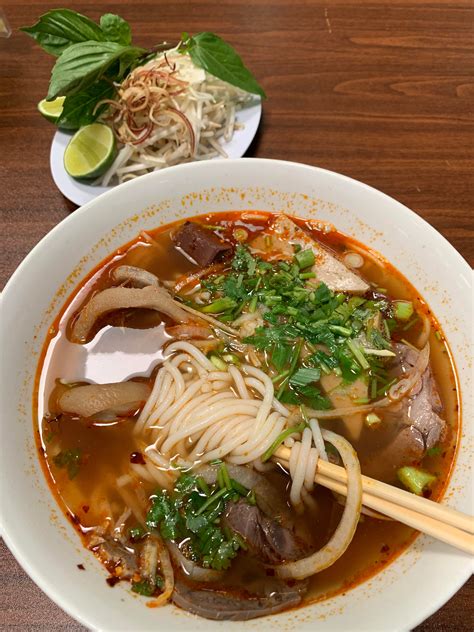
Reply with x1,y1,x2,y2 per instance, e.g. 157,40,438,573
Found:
305,344,430,421
148,535,174,608
140,535,159,583
167,541,224,582
416,312,431,348
388,342,429,401
176,302,239,336
274,429,362,580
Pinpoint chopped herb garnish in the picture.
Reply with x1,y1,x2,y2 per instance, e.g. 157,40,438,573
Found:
128,526,146,541
52,448,82,479
295,248,315,269
197,244,399,409
145,471,250,571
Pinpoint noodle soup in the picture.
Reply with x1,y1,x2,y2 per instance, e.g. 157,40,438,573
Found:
35,212,458,620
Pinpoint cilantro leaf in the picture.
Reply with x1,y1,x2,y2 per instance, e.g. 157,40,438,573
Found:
52,448,82,479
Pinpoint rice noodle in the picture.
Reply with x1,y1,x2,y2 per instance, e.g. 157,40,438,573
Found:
135,341,359,514
274,430,362,580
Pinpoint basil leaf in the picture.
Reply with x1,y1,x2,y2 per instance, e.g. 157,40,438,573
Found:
99,14,132,46
47,41,145,100
57,80,115,129
21,9,105,56
184,32,266,98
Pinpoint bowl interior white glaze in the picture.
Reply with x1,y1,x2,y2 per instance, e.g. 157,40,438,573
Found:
1,159,472,631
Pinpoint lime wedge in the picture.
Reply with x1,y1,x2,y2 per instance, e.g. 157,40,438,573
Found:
38,96,65,123
64,124,116,180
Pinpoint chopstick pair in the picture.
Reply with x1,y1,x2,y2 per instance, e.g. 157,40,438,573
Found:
273,446,474,555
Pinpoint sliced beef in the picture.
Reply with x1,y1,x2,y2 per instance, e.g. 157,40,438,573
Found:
223,499,304,564
362,343,445,481
394,343,445,451
250,214,369,294
172,576,306,621
173,222,233,266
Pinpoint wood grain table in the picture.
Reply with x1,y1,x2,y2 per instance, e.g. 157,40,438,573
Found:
0,0,472,629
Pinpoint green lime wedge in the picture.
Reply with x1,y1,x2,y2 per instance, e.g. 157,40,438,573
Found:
38,96,65,123
64,123,116,180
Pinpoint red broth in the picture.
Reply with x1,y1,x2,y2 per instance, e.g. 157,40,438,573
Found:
34,211,460,608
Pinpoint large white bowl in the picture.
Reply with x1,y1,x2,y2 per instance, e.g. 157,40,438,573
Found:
1,159,472,631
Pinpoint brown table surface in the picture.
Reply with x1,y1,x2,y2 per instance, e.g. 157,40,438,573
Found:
1,0,472,629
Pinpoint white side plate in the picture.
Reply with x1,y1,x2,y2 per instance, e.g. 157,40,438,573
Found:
50,101,262,206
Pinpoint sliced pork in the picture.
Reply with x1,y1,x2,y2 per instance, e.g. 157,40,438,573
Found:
362,343,446,480
250,214,369,294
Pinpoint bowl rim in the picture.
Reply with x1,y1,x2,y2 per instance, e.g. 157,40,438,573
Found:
1,157,472,631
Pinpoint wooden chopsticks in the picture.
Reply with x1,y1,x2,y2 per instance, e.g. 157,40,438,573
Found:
273,446,474,555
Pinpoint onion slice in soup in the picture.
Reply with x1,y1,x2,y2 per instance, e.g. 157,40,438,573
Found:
274,429,362,580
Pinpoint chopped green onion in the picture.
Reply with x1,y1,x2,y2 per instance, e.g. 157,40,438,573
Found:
397,466,436,495
248,294,258,313
370,378,377,399
210,355,227,371
365,413,381,428
204,224,225,231
393,300,414,321
329,324,352,337
299,271,316,280
353,397,370,404
261,422,306,462
233,228,248,241
202,297,237,313
346,339,370,370
363,348,396,357
435,330,442,341
264,235,272,249
222,353,240,365
295,249,315,269
427,446,441,457
209,458,223,465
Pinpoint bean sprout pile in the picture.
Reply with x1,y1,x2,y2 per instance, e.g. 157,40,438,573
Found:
98,51,255,185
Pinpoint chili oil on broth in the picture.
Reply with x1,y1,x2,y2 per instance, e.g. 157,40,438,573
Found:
34,210,459,608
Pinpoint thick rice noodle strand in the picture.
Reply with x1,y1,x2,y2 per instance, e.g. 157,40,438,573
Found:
274,429,362,580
